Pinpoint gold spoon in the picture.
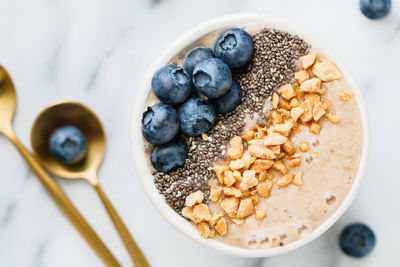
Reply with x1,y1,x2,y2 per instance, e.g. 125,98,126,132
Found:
0,65,121,267
31,101,150,267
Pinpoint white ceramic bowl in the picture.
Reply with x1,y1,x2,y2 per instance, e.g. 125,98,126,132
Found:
130,13,370,258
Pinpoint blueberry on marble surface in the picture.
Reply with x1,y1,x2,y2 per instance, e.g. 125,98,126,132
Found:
49,125,87,165
192,58,232,99
211,80,242,114
360,0,391,19
152,65,192,105
178,97,216,137
142,103,179,145
151,141,188,173
183,47,214,76
214,28,254,69
339,223,376,258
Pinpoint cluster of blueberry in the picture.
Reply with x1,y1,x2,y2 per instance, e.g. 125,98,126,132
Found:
142,28,255,173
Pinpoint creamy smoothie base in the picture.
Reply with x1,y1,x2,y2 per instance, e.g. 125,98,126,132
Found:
145,24,363,249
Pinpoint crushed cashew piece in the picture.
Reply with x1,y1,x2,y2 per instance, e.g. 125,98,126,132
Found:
228,136,243,160
240,170,259,190
309,122,321,135
241,151,253,170
289,158,301,168
255,209,267,220
299,142,309,152
302,53,316,69
325,112,340,124
251,195,259,205
290,98,300,108
312,61,342,81
185,190,204,207
271,110,283,124
295,70,310,84
231,218,245,225
263,133,288,146
272,92,279,109
299,100,313,122
291,107,304,121
283,141,295,155
259,171,269,182
233,170,242,183
182,207,194,220
273,121,293,136
210,186,222,202
209,213,224,226
300,78,322,94
312,102,326,121
248,144,276,159
292,171,303,186
242,129,255,141
273,160,287,175
277,174,295,187
229,159,245,170
280,84,297,100
223,170,236,187
220,197,240,218
213,165,230,184
215,217,228,236
339,92,352,102
236,198,254,219
256,181,273,198
250,159,275,173
198,222,212,238
193,203,212,222
223,186,242,198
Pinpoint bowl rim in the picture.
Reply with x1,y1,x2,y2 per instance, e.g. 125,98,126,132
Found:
130,13,370,258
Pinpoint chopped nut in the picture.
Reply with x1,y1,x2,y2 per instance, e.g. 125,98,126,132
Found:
280,84,297,100
280,100,292,111
292,171,303,186
240,170,259,190
305,94,321,106
242,129,255,141
213,165,230,184
256,181,273,198
259,171,269,182
229,159,245,170
250,195,259,205
237,198,254,219
299,100,313,122
302,53,316,69
182,207,194,220
291,107,304,121
233,170,242,183
277,174,295,187
256,127,267,139
289,158,301,168
223,186,242,198
273,121,294,136
294,70,310,84
270,145,281,154
215,217,228,236
272,160,287,175
220,197,240,217
248,144,276,159
322,99,332,110
283,141,295,155
300,78,322,94
271,110,283,124
185,190,204,207
272,92,279,109
209,229,216,238
277,152,286,159
231,218,245,225
339,92,352,102
312,102,326,121
209,213,224,226
248,139,264,146
193,203,212,222
210,186,222,202
309,122,321,134
325,112,340,124
223,170,236,186
263,133,288,146
312,61,342,81
250,159,274,173
241,151,253,170
290,98,300,108
228,136,243,160
299,142,309,152
198,222,212,238
255,209,267,220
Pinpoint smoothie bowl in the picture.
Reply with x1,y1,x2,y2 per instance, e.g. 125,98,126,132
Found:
130,13,369,257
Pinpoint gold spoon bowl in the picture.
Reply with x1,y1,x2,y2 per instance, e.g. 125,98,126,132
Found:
31,101,149,267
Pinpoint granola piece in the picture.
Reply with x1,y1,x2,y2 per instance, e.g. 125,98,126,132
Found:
312,61,342,81
291,107,304,121
223,186,242,198
250,159,275,173
241,151,253,170
270,145,281,154
325,112,341,124
263,133,288,146
182,207,194,220
209,213,224,226
229,159,245,170
277,174,295,187
302,53,316,69
242,129,255,141
255,209,267,220
248,144,276,159
220,197,240,217
305,93,321,106
292,171,303,186
256,181,273,198
198,222,212,238
273,121,294,136
236,198,254,219
312,102,326,121
283,141,295,155
271,110,283,124
256,127,267,139
339,92,352,102
233,170,242,183
299,100,313,122
272,92,279,109
240,170,259,190
280,84,297,101
259,171,269,182
272,160,287,175
213,165,230,184
185,190,204,207
290,98,301,108
228,136,244,160
299,142,309,152
223,170,236,186
210,186,222,202
294,70,310,84
289,158,301,168
193,203,212,222
248,139,264,146
309,122,321,134
300,78,322,94
215,217,228,236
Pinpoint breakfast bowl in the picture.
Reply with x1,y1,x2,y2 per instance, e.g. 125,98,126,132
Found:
130,13,370,257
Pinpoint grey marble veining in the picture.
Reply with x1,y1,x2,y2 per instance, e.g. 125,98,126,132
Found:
0,0,399,266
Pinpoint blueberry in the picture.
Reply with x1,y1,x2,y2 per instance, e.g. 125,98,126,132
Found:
49,125,87,165
214,28,254,69
360,0,391,19
192,58,232,99
339,223,376,258
178,98,216,137
151,65,192,105
211,80,242,114
142,103,179,145
183,47,214,75
151,141,188,173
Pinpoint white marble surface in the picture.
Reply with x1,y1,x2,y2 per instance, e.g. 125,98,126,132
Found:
0,0,399,266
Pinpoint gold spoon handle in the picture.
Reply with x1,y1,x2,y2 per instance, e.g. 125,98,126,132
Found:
92,181,150,267
3,128,121,267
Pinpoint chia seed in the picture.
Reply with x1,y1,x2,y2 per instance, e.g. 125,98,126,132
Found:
153,28,310,215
